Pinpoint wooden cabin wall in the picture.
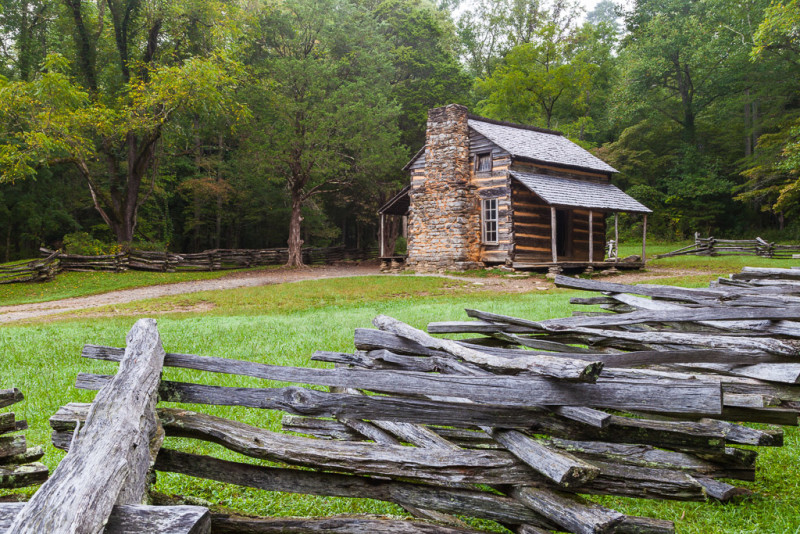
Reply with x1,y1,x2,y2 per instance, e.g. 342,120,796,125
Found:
510,180,552,262
469,129,513,264
509,160,611,182
571,209,606,261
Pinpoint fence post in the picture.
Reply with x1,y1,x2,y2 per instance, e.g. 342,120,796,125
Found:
7,319,168,533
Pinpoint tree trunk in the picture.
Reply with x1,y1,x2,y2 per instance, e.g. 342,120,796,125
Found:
287,195,304,267
4,224,11,263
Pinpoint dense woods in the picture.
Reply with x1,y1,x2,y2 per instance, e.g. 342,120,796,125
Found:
0,0,798,262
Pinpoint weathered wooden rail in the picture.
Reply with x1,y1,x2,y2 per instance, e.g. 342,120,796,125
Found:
655,234,800,259
0,250,60,284
38,245,376,274
7,267,800,531
0,388,48,492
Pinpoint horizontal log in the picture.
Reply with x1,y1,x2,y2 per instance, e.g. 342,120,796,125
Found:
1,446,45,467
211,515,488,533
0,503,211,533
72,377,603,429
79,347,723,414
0,388,23,409
54,405,542,485
0,435,27,460
155,449,557,528
0,462,49,489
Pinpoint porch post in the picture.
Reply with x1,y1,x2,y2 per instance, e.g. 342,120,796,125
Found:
614,212,619,262
380,213,385,257
642,213,648,264
550,207,558,264
588,210,594,263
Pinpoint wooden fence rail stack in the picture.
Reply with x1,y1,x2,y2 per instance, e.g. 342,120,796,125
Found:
655,234,800,259
5,267,800,531
0,250,60,284
36,245,377,275
0,388,48,492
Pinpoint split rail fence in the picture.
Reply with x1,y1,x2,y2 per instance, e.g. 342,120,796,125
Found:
0,388,49,493
655,234,800,259
6,266,800,532
0,246,376,285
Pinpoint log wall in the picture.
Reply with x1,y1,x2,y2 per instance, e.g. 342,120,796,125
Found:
469,129,513,264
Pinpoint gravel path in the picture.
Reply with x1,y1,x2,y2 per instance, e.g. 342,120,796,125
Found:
0,265,381,324
0,263,717,325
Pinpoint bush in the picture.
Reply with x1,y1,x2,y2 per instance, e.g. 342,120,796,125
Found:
394,236,407,255
62,232,121,256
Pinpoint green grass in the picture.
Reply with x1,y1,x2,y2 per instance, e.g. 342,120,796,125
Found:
621,241,800,272
3,271,800,531
0,268,259,307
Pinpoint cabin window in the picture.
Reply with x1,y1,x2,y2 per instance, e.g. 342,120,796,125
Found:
476,152,492,172
482,198,498,244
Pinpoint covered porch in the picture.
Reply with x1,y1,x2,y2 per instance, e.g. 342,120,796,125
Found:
378,185,410,271
509,171,651,273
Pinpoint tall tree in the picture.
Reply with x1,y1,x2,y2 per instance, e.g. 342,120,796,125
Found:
456,0,581,78
616,0,752,147
0,0,245,244
241,0,403,267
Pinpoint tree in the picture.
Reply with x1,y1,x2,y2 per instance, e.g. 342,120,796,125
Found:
736,0,800,224
370,0,472,149
616,0,749,147
241,0,403,267
0,0,245,245
474,15,615,136
456,0,581,78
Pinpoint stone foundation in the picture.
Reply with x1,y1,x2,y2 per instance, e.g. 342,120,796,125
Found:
406,104,482,271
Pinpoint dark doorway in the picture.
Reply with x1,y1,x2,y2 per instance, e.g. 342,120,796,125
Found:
556,209,569,257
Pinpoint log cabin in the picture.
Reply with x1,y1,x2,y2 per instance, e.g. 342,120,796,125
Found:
378,104,651,272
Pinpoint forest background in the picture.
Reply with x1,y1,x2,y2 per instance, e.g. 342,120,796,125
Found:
0,0,798,264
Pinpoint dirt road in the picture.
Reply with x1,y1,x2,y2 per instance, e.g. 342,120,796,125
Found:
0,264,715,324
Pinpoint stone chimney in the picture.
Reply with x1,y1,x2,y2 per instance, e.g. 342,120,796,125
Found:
406,104,482,271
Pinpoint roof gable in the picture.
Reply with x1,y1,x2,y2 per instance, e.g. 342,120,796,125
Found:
468,117,618,174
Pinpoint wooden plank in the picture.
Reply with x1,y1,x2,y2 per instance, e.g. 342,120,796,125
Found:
0,462,49,489
8,319,166,534
0,435,27,460
374,315,603,381
155,449,558,528
0,388,23,409
211,515,488,533
483,427,600,488
53,405,546,485
510,487,624,534
551,207,558,263
0,503,211,533
81,346,722,414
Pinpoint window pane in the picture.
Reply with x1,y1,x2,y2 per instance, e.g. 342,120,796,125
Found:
483,199,498,243
477,153,492,172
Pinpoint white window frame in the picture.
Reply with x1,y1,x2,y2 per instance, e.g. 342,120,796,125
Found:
482,198,499,244
475,152,493,173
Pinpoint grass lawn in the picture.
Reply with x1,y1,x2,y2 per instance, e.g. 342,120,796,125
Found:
0,268,261,307
3,266,800,531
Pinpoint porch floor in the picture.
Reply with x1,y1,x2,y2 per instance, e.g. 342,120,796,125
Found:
511,260,644,271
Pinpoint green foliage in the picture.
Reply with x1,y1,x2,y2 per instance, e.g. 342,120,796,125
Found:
62,231,119,255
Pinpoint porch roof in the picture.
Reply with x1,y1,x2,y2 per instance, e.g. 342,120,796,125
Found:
510,171,652,214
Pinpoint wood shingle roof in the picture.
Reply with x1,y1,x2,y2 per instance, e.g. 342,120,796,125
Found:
468,117,619,174
511,171,651,213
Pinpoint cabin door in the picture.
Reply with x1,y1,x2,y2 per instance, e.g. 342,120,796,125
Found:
556,209,569,258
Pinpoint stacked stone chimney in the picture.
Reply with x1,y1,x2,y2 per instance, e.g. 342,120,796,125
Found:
406,104,482,271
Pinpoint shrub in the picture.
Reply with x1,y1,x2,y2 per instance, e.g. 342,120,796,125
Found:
62,232,121,256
